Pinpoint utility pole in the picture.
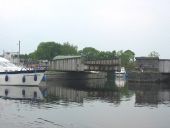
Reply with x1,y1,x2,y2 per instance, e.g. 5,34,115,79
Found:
18,40,20,64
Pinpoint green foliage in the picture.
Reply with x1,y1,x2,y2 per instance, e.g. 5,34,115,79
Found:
35,42,61,60
148,51,159,57
29,42,78,60
116,50,135,69
20,54,29,60
79,47,116,60
116,50,124,57
29,52,37,60
97,50,116,59
79,47,99,60
60,42,78,55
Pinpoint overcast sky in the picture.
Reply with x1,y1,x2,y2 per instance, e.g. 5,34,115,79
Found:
0,0,170,58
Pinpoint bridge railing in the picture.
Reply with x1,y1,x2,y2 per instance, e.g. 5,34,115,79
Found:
84,58,121,72
84,58,121,66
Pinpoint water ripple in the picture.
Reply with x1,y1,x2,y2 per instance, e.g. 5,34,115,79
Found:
37,118,65,127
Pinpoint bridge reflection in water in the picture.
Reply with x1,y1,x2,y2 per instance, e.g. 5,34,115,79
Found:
39,77,170,107
128,82,170,107
39,77,129,105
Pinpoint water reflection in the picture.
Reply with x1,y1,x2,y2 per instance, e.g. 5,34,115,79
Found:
0,85,43,100
128,82,170,107
1,77,170,128
40,77,170,107
115,76,126,88
41,77,131,106
0,77,170,107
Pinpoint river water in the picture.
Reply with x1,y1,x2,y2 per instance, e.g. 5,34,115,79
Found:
0,77,170,128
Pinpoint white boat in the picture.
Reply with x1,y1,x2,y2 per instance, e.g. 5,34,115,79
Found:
115,67,126,78
0,57,45,86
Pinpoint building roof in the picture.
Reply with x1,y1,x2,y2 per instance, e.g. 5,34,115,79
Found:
53,55,81,60
135,57,159,60
159,59,170,61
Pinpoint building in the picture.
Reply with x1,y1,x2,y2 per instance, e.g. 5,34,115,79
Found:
135,57,170,73
135,57,159,72
126,57,170,82
159,59,170,73
3,51,19,65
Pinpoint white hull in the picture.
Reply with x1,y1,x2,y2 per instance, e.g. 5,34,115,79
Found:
0,70,45,86
115,67,126,78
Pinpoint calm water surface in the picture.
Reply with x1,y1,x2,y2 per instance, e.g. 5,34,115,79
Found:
0,77,170,128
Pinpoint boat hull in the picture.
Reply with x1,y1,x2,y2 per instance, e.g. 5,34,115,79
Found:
0,70,45,86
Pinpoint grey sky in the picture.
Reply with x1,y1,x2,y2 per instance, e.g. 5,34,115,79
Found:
0,0,170,58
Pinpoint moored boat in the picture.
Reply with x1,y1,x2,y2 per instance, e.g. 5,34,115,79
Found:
0,57,45,86
115,67,126,78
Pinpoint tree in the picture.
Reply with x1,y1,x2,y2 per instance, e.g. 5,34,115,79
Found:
35,42,61,60
123,50,135,62
28,42,79,60
20,54,29,60
97,51,107,59
116,50,124,57
29,51,37,60
79,47,99,60
60,42,78,55
79,47,117,60
116,50,135,69
97,50,116,59
148,51,159,57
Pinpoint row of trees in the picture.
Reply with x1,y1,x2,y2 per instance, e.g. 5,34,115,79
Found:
79,47,135,69
20,41,159,69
